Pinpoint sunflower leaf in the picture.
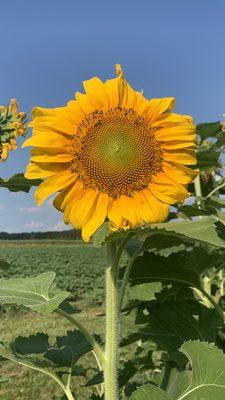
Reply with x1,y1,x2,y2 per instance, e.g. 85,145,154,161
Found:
121,301,221,363
0,271,69,313
0,173,42,192
0,330,91,381
124,246,225,289
107,217,225,248
129,341,225,400
46,330,92,367
196,121,222,139
175,340,225,399
129,384,172,400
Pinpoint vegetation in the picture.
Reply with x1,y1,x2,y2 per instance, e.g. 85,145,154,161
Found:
0,230,81,240
0,242,109,301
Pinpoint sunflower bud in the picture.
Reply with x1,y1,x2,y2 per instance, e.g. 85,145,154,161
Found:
0,99,27,161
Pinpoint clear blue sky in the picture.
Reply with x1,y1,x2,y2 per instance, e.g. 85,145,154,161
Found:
0,0,225,232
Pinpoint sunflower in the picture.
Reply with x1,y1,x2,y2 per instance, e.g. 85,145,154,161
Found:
23,65,197,241
0,99,27,161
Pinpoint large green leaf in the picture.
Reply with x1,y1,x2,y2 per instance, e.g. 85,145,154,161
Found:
127,282,162,302
177,340,225,399
126,247,224,289
46,330,92,367
0,173,41,192
0,341,55,376
0,272,69,313
130,384,172,399
108,217,225,249
121,301,221,362
0,330,90,387
130,341,225,399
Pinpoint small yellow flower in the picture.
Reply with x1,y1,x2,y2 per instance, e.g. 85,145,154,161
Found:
0,99,27,161
23,66,197,241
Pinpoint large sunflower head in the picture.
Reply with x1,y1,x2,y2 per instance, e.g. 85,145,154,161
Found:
23,65,197,241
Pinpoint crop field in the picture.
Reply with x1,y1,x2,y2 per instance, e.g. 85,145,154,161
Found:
0,240,117,302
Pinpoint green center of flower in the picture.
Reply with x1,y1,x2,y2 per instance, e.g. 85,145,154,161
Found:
72,107,162,197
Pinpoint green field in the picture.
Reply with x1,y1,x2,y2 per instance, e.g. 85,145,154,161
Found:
0,240,131,399
0,240,112,301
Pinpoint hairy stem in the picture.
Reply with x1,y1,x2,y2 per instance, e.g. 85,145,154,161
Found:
104,241,119,400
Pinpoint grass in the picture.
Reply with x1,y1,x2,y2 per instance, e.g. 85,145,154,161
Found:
0,240,131,399
0,302,104,400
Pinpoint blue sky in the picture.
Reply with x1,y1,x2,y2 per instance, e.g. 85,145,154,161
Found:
0,0,225,232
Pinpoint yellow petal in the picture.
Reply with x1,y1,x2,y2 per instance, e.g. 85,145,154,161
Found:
122,83,137,109
155,124,196,142
141,189,169,222
107,197,125,229
53,180,84,211
25,162,56,179
83,77,109,111
160,141,195,150
145,98,175,121
134,92,149,114
82,192,109,241
66,100,85,123
31,107,62,118
104,78,119,108
162,162,199,184
116,64,127,106
75,92,95,115
34,170,76,206
152,112,194,128
65,189,98,229
25,161,70,179
31,150,73,163
132,191,154,223
149,173,189,204
29,116,76,136
114,195,140,226
31,147,71,156
22,131,71,149
31,105,80,126
163,149,196,165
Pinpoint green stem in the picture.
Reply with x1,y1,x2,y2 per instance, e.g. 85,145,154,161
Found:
56,309,105,368
66,367,72,390
15,360,74,400
160,362,174,391
104,241,119,400
64,386,75,400
200,286,224,322
194,175,204,218
119,247,142,309
205,180,225,199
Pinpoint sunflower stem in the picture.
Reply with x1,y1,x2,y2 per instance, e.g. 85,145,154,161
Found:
194,175,204,218
104,241,119,400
